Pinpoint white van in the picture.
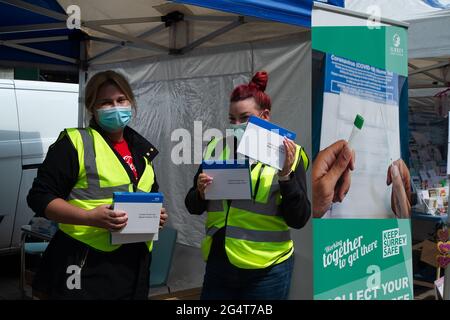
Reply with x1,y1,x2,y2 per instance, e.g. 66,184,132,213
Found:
0,79,79,254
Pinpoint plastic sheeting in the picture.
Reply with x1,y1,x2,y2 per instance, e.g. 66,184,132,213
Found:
345,0,450,91
345,0,450,20
89,35,312,297
56,0,308,66
90,34,311,248
345,0,450,59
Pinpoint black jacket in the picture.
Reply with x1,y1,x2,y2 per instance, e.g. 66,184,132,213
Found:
26,121,159,299
185,142,311,229
27,121,159,218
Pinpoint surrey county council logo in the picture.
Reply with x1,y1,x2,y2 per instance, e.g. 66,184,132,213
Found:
389,33,404,57
393,33,401,48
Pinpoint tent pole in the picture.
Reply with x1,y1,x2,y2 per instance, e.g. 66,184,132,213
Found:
88,24,166,64
408,63,446,85
83,23,168,53
0,0,67,21
184,15,270,23
0,22,66,34
5,36,69,44
0,59,78,72
409,61,450,76
85,17,161,26
179,18,245,54
0,41,77,64
88,35,164,51
78,40,87,128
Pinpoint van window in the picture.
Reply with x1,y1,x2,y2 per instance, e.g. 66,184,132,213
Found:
14,67,78,84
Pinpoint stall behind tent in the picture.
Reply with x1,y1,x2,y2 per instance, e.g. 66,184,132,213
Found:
346,0,450,300
345,0,450,91
344,0,450,145
0,0,345,298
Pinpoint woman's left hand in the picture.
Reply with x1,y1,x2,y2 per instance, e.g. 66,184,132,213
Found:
279,138,296,177
159,207,168,229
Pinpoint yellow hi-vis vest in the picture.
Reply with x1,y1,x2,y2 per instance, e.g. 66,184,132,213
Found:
59,127,156,252
202,137,310,269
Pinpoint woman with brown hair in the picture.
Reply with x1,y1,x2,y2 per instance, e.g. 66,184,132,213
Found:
27,70,167,299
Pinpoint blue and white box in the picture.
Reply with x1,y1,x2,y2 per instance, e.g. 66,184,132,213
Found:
237,116,296,170
202,160,252,200
111,192,163,245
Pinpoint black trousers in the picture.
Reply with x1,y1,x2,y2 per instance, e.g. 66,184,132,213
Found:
33,230,151,300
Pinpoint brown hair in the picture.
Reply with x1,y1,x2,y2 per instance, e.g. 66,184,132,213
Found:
84,70,136,113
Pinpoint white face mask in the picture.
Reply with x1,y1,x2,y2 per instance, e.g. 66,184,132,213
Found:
96,105,132,132
228,111,266,142
229,122,247,142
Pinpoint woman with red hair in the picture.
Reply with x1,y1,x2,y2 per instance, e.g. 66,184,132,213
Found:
185,71,311,299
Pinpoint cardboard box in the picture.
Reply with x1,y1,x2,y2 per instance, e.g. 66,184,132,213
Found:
420,239,440,268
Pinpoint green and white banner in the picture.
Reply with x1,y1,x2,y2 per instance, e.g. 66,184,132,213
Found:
314,219,413,300
312,4,413,300
312,26,408,77
313,7,408,218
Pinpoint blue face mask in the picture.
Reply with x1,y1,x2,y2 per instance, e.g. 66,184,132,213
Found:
97,106,132,132
229,122,247,142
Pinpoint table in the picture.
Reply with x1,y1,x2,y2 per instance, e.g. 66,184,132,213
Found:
412,210,448,223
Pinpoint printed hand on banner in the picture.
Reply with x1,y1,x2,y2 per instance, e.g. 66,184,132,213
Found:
312,140,355,218
386,159,411,218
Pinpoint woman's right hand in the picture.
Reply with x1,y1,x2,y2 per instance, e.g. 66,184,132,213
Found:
197,173,213,200
87,204,128,231
312,140,355,217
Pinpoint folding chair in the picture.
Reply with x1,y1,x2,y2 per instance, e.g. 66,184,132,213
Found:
149,227,177,294
20,225,52,299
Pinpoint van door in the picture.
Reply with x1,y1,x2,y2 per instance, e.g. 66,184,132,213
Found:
10,80,79,249
0,79,22,252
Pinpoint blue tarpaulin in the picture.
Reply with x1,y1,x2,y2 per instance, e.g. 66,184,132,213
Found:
175,0,344,28
0,0,345,67
0,0,81,67
423,0,450,9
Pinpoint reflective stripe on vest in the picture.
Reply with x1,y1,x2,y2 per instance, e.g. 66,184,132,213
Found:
204,225,290,244
202,137,308,269
59,127,155,252
68,129,130,200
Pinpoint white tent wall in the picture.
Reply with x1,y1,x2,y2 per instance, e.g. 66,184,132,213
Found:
346,0,450,300
408,14,450,59
345,0,450,59
345,0,449,20
345,0,450,88
89,33,312,298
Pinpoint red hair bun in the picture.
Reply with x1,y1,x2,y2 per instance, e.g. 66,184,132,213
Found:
230,71,272,110
249,71,268,92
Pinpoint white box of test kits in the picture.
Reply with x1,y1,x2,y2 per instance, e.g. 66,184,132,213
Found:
110,192,162,245
237,116,296,170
